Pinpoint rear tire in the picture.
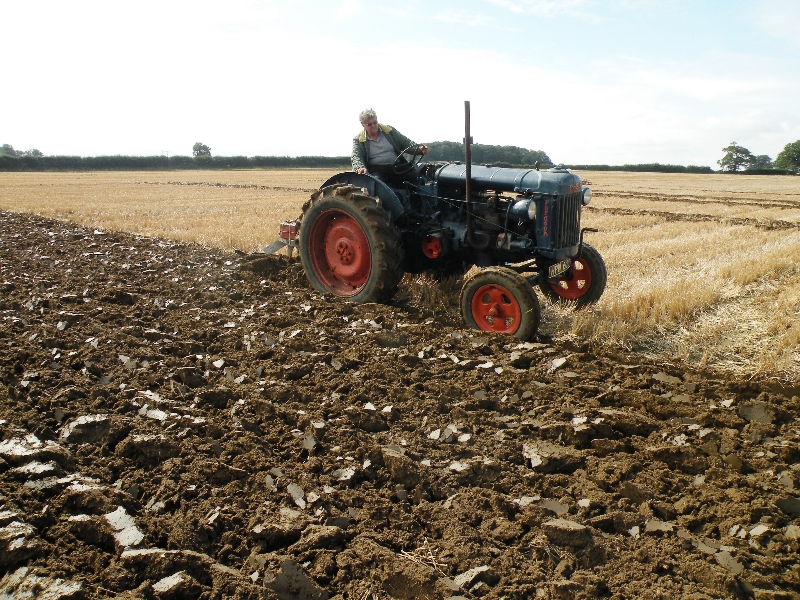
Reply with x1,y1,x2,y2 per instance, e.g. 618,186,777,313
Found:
299,184,404,303
539,243,606,308
460,267,540,340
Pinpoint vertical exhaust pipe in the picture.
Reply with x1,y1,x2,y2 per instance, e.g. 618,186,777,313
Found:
465,100,472,203
464,101,488,249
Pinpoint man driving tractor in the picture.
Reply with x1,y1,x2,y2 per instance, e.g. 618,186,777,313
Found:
351,108,428,185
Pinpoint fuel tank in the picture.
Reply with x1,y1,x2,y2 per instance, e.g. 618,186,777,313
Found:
434,164,582,197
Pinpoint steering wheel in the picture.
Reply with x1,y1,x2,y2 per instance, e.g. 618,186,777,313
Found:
393,144,425,175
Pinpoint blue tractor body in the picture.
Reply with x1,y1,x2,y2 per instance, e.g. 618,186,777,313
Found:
319,161,590,274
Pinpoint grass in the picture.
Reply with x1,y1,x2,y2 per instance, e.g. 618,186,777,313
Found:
1,169,799,381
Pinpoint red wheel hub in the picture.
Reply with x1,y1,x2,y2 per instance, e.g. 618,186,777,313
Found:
470,284,521,334
421,236,442,259
549,256,592,299
307,210,371,296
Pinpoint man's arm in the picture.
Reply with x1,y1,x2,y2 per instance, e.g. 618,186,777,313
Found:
351,137,367,173
389,128,414,153
388,128,428,157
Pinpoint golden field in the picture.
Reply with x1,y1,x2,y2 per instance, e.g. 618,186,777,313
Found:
1,169,799,381
563,172,800,382
0,170,325,252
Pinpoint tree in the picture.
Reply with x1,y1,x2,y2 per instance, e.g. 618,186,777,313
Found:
193,142,211,157
748,154,773,170
424,141,553,167
0,145,44,158
775,140,800,173
717,142,754,172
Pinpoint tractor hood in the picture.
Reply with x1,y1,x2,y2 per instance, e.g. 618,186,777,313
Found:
434,164,583,196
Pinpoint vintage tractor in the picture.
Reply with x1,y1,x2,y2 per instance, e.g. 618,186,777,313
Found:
278,102,606,339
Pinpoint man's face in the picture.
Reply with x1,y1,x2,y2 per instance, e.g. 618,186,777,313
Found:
363,119,379,137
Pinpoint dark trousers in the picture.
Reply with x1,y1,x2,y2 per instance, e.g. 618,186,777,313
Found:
368,163,410,187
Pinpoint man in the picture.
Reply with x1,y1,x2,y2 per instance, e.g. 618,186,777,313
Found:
351,108,428,184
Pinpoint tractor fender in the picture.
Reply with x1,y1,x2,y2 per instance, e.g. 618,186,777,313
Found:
319,172,406,221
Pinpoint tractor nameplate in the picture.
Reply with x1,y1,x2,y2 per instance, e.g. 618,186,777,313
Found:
548,259,570,278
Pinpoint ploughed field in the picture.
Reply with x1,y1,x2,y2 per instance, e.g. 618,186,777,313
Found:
2,197,800,598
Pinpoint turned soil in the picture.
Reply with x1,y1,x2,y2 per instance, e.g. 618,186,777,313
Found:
1,209,799,600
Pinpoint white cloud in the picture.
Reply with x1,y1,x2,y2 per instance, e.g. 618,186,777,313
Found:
336,0,361,20
486,0,597,18
486,0,527,14
614,0,663,10
753,0,800,45
630,68,785,104
432,10,494,27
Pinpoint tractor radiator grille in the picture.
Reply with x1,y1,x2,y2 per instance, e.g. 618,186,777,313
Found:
550,193,581,249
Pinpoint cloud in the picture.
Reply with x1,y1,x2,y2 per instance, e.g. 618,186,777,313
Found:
432,10,494,27
336,0,361,19
486,0,526,14
613,0,663,10
486,0,595,18
633,69,785,104
753,0,800,46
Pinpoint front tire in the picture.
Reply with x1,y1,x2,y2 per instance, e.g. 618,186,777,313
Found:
299,185,404,303
460,267,540,340
539,243,607,308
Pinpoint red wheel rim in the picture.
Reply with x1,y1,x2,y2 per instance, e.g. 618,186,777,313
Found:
470,284,521,334
549,256,592,300
307,209,370,296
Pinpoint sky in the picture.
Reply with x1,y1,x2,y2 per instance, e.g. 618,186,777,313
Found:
2,0,800,167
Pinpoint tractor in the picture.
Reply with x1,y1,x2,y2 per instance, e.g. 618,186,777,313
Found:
277,102,606,339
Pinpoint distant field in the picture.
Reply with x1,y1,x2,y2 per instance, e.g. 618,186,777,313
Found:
2,169,799,381
0,170,328,251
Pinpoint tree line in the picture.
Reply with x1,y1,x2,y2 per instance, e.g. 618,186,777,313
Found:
423,141,553,168
0,144,43,158
424,143,718,173
0,154,351,171
558,163,714,174
2,139,798,173
0,153,719,173
717,141,800,174
0,141,556,172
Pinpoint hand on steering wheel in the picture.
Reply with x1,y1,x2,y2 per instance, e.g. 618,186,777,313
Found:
393,144,427,175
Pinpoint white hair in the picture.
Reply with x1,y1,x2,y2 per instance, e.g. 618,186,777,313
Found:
358,108,377,124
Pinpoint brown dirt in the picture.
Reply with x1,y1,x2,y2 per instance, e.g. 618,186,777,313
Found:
1,209,799,600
